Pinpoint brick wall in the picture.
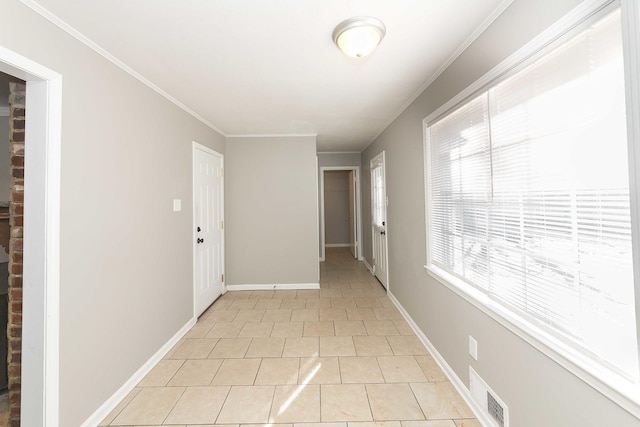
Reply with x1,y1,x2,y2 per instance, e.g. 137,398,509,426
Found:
7,81,25,427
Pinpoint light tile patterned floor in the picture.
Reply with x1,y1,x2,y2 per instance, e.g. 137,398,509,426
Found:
100,248,479,427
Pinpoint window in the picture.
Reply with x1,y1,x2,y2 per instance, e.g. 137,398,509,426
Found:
372,156,386,227
425,6,639,388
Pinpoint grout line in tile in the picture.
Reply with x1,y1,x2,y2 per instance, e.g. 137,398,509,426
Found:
363,383,375,423
159,386,187,426
165,359,186,387
252,356,262,385
213,383,233,425
116,249,479,426
103,387,142,426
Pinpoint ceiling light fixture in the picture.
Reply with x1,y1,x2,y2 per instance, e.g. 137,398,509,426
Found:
332,16,386,58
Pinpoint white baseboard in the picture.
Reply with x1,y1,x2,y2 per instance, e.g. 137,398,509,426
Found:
80,317,196,427
325,243,351,248
387,291,492,427
362,258,374,274
226,283,320,291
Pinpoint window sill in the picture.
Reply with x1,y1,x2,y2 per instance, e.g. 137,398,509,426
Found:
424,264,640,419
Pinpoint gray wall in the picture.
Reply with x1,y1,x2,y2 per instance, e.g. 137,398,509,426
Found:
0,1,225,424
318,152,361,168
362,0,639,426
226,136,319,285
317,152,361,255
324,171,350,245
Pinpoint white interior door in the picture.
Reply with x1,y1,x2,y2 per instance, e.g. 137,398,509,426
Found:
348,170,357,259
371,152,388,289
193,144,224,317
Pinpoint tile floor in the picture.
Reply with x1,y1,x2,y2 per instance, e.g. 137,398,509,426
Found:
99,248,479,427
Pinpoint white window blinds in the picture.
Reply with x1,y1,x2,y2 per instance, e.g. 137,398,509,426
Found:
426,9,639,380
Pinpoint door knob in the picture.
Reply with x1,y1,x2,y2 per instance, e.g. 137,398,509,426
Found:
381,231,386,235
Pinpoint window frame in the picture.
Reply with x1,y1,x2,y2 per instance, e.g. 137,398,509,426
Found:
423,0,640,417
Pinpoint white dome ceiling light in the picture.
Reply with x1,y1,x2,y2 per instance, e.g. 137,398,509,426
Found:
332,17,386,58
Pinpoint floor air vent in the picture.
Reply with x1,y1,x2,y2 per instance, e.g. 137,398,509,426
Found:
470,367,509,427
487,390,505,427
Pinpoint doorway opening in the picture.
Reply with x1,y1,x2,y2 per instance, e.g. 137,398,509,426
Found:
0,72,27,426
319,166,362,262
0,45,62,427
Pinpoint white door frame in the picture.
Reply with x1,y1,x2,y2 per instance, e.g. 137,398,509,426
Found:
192,142,225,317
319,166,362,262
370,151,389,290
0,46,62,426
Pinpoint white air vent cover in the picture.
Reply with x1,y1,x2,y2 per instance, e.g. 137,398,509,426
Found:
470,367,509,427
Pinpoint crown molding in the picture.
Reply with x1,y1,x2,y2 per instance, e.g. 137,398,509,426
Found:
19,0,228,137
226,133,318,138
364,0,514,150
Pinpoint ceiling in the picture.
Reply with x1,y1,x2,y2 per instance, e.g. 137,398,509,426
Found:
29,0,510,152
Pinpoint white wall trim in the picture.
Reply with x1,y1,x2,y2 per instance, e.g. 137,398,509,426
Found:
79,317,196,427
319,166,363,262
317,151,361,155
0,44,62,427
0,106,8,116
193,142,223,157
19,0,227,137
317,154,325,263
362,258,374,274
325,243,350,248
315,156,321,282
226,133,318,138
422,0,617,127
363,0,514,151
621,0,640,375
387,291,493,427
226,283,320,291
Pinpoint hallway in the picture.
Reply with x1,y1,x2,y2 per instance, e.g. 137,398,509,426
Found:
99,248,478,426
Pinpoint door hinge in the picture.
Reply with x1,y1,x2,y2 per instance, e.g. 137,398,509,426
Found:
220,220,224,229
221,274,224,282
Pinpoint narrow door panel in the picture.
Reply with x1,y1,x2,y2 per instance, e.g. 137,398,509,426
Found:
194,147,224,316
